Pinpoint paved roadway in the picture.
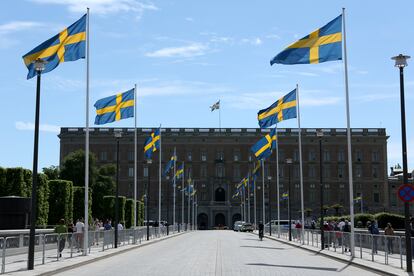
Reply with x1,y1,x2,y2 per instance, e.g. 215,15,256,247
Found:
57,231,379,276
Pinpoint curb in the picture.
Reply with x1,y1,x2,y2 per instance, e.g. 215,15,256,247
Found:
263,234,403,276
37,231,189,276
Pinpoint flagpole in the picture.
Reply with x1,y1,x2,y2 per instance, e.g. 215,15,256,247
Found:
240,192,243,221
296,84,305,244
173,147,176,226
361,193,363,213
254,161,257,228
83,7,90,256
243,185,246,222
276,124,280,237
134,84,137,229
342,7,355,256
182,162,185,226
158,124,162,229
188,175,191,227
262,160,265,224
247,173,250,223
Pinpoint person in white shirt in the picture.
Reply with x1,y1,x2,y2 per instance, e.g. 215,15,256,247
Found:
75,219,85,252
117,222,124,231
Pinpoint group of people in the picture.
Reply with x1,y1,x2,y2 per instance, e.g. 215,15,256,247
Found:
54,217,126,257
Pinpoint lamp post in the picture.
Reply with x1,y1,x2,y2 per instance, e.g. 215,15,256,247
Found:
268,176,272,236
114,131,122,248
145,159,152,240
317,129,324,250
166,175,170,236
286,158,292,241
28,59,47,270
392,54,412,272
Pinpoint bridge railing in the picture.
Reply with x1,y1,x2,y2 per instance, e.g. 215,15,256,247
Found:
264,227,406,271
0,223,191,274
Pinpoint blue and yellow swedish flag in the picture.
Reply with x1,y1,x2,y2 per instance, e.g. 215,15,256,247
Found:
232,190,240,199
94,89,134,125
258,89,296,128
270,15,342,65
22,14,86,79
250,128,277,160
253,160,261,176
144,128,160,159
175,163,184,179
163,155,177,177
282,192,289,200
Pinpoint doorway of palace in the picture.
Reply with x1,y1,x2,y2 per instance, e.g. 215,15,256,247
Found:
198,213,208,230
215,213,226,227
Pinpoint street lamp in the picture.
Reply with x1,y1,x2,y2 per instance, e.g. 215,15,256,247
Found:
145,159,152,240
114,131,122,248
286,158,293,241
28,59,47,270
392,53,412,272
267,176,272,236
317,129,325,250
166,175,170,236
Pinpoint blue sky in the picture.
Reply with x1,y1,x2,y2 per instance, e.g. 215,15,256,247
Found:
1,0,414,172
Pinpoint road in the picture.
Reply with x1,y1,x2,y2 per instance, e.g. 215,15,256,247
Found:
57,230,379,276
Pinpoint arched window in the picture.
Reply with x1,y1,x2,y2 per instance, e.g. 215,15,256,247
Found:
215,187,225,201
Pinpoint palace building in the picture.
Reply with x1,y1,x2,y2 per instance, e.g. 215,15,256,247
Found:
59,127,388,229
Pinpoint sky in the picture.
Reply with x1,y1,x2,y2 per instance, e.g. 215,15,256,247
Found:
1,0,414,172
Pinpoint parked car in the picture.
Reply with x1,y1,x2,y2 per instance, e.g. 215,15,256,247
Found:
233,221,245,231
240,223,254,232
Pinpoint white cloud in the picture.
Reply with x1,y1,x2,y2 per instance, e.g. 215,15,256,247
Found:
15,121,60,133
241,37,262,45
0,21,46,48
185,17,194,22
145,43,208,58
30,0,157,15
0,21,45,34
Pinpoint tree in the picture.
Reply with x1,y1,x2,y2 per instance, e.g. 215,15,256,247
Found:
60,149,97,187
92,164,116,219
42,166,60,180
323,205,330,215
305,208,312,217
330,204,344,216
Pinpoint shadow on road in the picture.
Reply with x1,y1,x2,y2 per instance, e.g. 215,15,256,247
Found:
246,263,338,272
240,245,285,250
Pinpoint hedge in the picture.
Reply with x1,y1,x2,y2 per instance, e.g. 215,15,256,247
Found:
35,173,49,227
374,212,405,229
5,168,30,197
48,180,73,225
103,196,126,225
125,199,134,228
0,167,6,197
72,186,92,224
137,200,144,226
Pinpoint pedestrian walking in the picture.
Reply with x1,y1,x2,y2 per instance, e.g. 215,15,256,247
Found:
384,223,394,254
54,219,67,257
342,220,351,252
75,218,85,252
368,220,379,254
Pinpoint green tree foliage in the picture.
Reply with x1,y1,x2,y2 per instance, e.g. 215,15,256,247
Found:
42,166,60,180
72,186,92,223
60,150,97,187
92,164,116,219
103,196,126,225
330,204,344,216
48,180,73,225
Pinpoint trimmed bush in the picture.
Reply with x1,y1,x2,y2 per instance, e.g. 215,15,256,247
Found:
125,199,134,228
72,186,92,223
137,200,144,226
103,196,126,225
35,173,49,227
48,180,73,225
0,167,6,197
5,168,30,197
321,213,375,228
374,212,405,229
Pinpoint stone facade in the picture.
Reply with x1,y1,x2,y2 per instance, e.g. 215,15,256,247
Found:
59,127,388,229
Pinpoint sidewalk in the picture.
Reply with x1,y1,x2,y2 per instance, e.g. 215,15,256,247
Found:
3,231,188,276
264,233,412,276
